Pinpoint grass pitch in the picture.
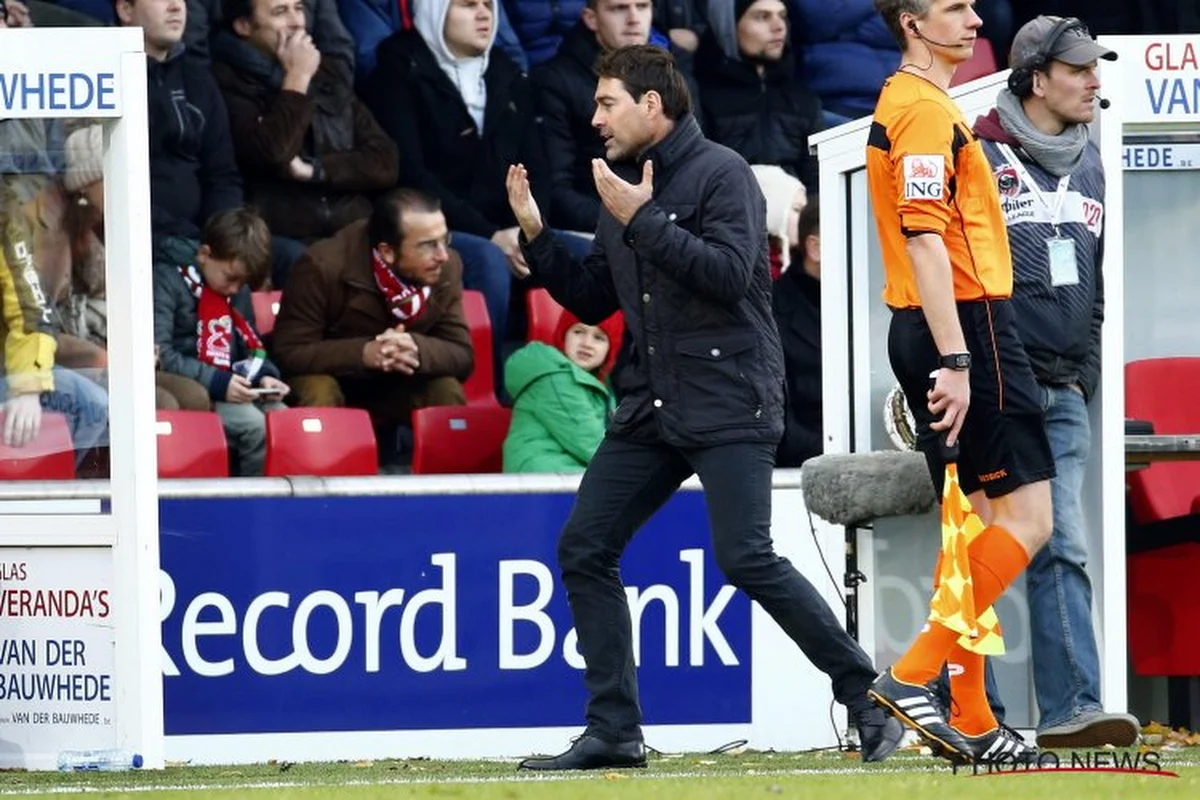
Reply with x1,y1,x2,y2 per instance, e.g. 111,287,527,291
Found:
0,747,1196,799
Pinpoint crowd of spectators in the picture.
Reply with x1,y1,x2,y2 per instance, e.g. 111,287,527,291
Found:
0,0,1192,476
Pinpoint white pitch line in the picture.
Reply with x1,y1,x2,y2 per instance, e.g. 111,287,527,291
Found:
0,766,956,796
3,762,1199,797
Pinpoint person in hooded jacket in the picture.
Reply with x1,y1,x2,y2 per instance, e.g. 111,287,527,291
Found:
366,0,590,383
115,0,244,241
695,0,822,194
503,309,623,473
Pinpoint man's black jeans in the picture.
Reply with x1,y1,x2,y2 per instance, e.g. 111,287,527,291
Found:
558,434,879,742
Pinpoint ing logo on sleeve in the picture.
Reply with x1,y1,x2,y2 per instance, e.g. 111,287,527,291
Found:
903,155,945,200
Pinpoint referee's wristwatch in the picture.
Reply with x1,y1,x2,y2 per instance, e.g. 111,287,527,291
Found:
938,352,971,371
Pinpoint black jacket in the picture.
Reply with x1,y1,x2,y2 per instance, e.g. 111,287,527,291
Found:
974,109,1105,400
366,30,546,238
771,266,822,466
147,47,243,239
532,22,704,232
522,116,784,447
694,33,822,193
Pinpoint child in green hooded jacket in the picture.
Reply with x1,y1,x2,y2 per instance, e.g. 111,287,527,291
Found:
502,308,624,474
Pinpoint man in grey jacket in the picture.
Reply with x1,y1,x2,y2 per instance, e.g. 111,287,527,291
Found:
972,15,1139,749
507,45,901,771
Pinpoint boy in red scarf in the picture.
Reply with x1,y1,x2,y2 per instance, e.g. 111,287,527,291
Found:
153,209,289,475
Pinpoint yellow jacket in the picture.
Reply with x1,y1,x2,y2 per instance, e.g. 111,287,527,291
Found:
1,179,57,395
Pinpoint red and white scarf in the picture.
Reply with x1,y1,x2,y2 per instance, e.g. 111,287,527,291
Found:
179,265,266,380
372,248,432,323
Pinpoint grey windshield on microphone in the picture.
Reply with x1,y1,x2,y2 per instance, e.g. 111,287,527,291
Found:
1098,96,1111,109
801,452,937,527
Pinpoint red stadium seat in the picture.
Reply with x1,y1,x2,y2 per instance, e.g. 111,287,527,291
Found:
1125,357,1200,524
251,290,283,336
156,411,229,478
0,411,75,480
411,405,511,474
1125,358,1200,677
263,408,378,477
526,287,565,346
460,289,500,407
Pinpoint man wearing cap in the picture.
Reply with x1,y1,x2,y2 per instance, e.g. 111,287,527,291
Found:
972,15,1139,749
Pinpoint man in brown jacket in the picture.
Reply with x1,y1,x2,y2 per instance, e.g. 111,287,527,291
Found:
272,189,472,442
212,0,399,286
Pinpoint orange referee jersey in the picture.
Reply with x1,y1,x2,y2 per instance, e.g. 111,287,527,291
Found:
867,71,1012,308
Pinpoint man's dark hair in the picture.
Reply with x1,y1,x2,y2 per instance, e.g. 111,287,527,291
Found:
797,198,820,249
369,189,442,250
223,0,254,26
874,0,931,50
202,207,273,289
594,45,692,120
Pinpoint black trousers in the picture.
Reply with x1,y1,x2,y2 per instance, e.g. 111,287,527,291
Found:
558,434,879,742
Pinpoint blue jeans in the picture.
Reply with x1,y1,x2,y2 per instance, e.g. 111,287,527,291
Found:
452,230,592,385
216,399,287,477
2,367,110,464
451,231,514,348
270,236,309,289
1025,383,1102,730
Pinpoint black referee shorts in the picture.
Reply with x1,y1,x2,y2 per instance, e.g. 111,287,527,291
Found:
888,299,1055,498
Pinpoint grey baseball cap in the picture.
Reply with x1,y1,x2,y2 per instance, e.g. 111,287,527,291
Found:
1010,16,1118,69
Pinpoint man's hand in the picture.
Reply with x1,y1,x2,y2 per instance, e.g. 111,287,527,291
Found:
225,374,257,404
593,159,653,226
287,156,315,181
491,226,529,279
258,376,291,400
927,368,971,447
278,30,321,93
1,0,33,28
376,327,420,375
362,339,389,371
668,28,699,52
505,164,544,244
2,393,42,448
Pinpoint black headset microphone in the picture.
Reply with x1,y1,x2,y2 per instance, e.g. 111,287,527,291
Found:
907,20,972,49
909,20,1113,109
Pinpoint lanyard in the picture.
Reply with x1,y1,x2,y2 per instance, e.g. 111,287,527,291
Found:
996,143,1071,232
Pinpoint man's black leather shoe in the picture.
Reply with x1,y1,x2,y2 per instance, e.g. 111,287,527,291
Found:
518,734,648,771
852,702,905,762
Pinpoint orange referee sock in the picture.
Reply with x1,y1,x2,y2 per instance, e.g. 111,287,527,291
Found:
948,646,998,736
892,525,1029,686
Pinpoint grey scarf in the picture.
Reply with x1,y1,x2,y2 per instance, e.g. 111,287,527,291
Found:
996,89,1089,177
